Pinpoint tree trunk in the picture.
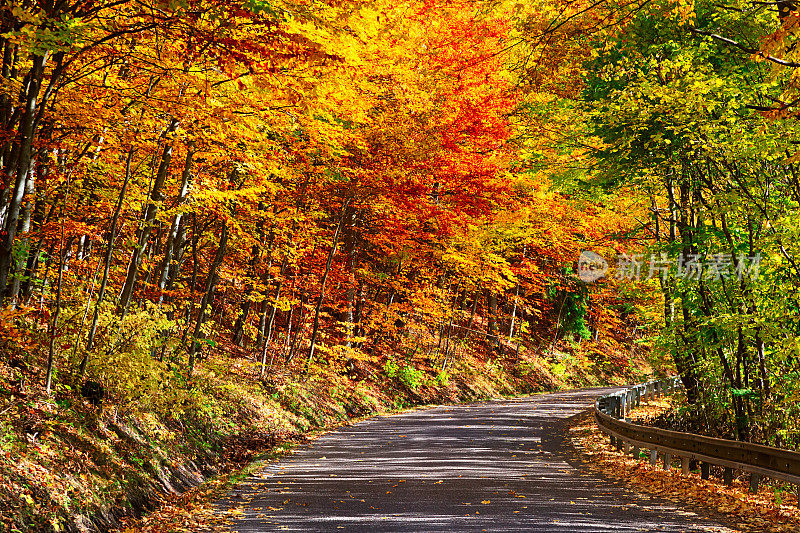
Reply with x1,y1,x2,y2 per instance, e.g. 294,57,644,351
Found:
9,156,36,305
486,289,498,344
233,215,270,347
307,199,350,369
82,148,134,374
260,252,289,375
46,220,66,395
0,53,48,298
188,223,228,378
353,280,365,347
508,283,520,342
118,119,178,316
157,143,194,300
19,176,49,302
343,206,358,347
467,291,478,331
441,280,461,369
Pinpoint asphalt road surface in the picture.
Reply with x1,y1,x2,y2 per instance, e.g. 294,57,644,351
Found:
220,388,737,532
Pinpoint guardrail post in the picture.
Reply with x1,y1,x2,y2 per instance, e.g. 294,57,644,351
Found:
681,456,690,475
723,467,733,486
663,452,672,470
649,449,657,465
623,441,630,454
750,474,761,493
655,381,661,398
632,445,640,459
700,463,710,479
624,391,630,417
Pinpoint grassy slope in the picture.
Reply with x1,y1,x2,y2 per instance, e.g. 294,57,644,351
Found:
0,330,654,533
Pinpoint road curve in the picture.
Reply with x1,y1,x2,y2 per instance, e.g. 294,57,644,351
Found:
219,388,736,532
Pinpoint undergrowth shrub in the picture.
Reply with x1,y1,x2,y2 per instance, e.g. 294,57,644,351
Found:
384,359,424,391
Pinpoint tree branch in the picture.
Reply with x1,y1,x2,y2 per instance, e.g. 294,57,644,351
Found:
690,27,800,67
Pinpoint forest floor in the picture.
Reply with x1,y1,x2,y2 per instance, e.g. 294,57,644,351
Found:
570,396,800,533
0,335,652,533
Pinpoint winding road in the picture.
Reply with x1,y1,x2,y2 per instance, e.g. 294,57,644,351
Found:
220,388,737,532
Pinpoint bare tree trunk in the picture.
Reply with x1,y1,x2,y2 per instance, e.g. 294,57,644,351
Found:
353,281,365,347
82,149,134,374
307,199,350,369
343,207,357,347
157,143,194,300
0,53,48,298
260,283,282,373
467,291,478,331
284,303,293,354
441,281,461,369
508,283,520,342
233,217,269,347
259,249,291,374
46,220,66,394
9,160,36,304
287,296,304,364
118,120,178,316
247,222,274,348
486,289,498,344
187,223,228,378
256,299,268,347
756,330,769,398
20,185,48,302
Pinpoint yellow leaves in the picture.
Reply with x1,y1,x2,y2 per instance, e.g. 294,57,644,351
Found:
21,493,35,507
672,0,696,24
193,185,278,212
6,2,42,26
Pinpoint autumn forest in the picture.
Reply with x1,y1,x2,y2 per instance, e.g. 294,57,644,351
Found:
3,0,800,530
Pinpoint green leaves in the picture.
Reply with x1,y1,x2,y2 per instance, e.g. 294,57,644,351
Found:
731,388,760,402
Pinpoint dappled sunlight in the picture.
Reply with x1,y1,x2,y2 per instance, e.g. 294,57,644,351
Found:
221,390,734,532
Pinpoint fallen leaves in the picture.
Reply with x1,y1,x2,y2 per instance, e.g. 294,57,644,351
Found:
570,409,800,533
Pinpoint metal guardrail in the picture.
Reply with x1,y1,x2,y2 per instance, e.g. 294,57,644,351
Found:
594,377,800,498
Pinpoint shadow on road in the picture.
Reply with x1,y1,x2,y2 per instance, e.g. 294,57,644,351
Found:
218,389,737,532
